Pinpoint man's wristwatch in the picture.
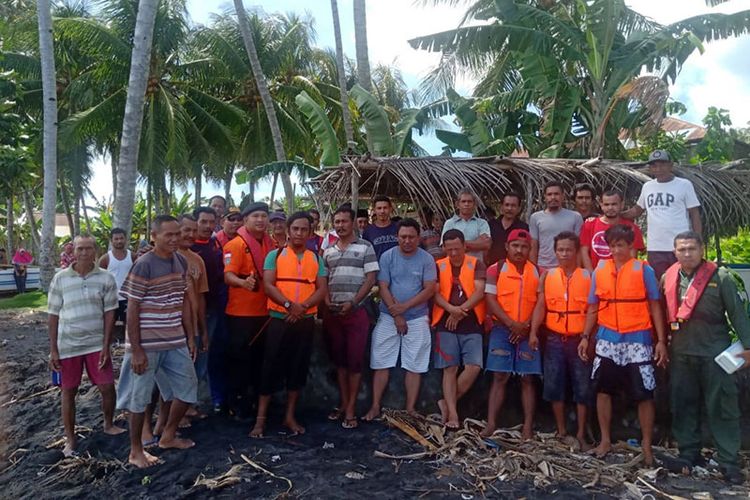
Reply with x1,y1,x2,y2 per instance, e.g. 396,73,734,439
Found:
283,300,291,310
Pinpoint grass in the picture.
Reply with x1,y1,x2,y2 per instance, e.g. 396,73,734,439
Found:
0,291,48,310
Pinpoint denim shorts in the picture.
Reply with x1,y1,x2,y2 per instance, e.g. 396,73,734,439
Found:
485,326,541,375
542,331,592,404
433,331,483,369
116,346,198,413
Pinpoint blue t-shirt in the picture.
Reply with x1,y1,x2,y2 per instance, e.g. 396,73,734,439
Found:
378,247,437,321
363,222,399,261
588,261,660,342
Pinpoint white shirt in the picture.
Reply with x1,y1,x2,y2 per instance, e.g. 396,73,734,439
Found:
637,176,700,252
107,249,132,300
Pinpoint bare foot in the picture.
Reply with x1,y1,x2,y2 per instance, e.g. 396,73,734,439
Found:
129,449,160,468
589,441,612,459
178,417,192,429
63,441,78,458
642,446,654,467
522,425,534,441
283,417,305,435
577,436,593,452
437,399,447,423
480,423,496,438
249,417,266,438
158,436,195,450
362,406,381,422
185,407,207,419
445,419,460,430
406,408,420,418
103,425,126,436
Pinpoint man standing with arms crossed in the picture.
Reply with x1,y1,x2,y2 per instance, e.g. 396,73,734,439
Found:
529,181,583,273
482,229,540,439
99,228,133,328
250,212,328,437
661,232,749,483
364,218,437,421
432,229,486,430
48,235,125,457
529,232,592,449
223,202,274,417
623,150,702,279
578,224,668,466
323,206,379,429
580,190,644,271
116,216,198,468
441,188,491,262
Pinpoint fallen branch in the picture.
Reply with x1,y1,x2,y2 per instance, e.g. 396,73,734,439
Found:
1,386,58,408
636,477,688,500
240,453,293,497
190,464,244,491
383,413,436,450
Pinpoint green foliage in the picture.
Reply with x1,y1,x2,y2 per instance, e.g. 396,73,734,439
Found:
350,84,395,156
708,228,750,264
0,290,47,310
693,107,734,163
295,91,341,166
628,130,688,162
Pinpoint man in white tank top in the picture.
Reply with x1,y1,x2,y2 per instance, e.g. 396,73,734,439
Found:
99,228,134,325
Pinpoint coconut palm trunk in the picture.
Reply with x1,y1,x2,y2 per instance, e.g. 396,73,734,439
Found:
23,191,41,254
112,0,159,236
6,196,14,257
233,0,294,213
353,0,375,157
331,0,359,210
37,0,58,291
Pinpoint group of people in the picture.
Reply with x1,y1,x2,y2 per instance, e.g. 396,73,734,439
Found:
46,150,750,483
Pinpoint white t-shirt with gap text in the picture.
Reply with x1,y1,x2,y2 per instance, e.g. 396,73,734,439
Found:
636,176,700,252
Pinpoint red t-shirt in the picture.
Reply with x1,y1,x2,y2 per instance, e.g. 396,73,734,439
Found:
580,217,645,268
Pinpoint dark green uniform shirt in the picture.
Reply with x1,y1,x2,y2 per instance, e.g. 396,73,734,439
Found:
661,266,750,357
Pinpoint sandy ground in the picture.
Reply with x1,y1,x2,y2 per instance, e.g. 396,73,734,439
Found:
0,309,749,499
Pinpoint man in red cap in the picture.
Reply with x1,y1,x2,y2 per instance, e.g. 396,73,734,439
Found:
482,228,541,439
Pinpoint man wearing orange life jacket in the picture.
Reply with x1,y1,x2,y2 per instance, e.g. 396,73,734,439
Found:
529,232,592,450
481,228,540,440
578,224,668,467
249,212,328,438
660,231,750,484
432,229,486,430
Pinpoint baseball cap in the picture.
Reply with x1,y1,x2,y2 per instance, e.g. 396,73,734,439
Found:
241,202,269,217
647,149,672,164
507,228,532,243
224,206,241,219
269,211,287,223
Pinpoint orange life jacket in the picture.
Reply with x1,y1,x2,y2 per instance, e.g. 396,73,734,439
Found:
594,258,652,333
267,247,320,315
431,255,487,327
544,267,591,335
492,260,539,323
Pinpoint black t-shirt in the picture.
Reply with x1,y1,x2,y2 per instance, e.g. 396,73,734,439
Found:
436,261,486,334
487,218,529,267
191,237,227,311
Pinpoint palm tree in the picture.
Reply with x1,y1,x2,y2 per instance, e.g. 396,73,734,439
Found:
410,0,750,158
233,0,294,213
37,0,58,291
353,0,375,155
112,0,159,235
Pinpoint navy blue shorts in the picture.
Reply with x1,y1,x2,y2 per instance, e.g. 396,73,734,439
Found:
542,331,592,404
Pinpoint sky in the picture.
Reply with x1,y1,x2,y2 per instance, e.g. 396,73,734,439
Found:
86,0,750,206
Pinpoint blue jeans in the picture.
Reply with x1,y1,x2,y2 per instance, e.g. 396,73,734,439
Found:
13,271,26,293
196,309,229,406
486,325,541,375
542,331,592,404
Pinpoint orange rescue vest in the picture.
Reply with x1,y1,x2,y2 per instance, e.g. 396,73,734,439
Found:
544,267,591,335
594,258,652,333
267,247,320,315
492,260,539,323
431,255,487,327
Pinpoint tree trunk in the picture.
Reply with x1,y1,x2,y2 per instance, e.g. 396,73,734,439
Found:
224,165,234,203
233,0,295,213
81,194,92,234
146,177,152,236
331,0,358,209
112,0,159,237
269,173,278,209
73,191,81,236
353,0,375,154
6,196,14,257
195,172,202,207
23,191,40,255
110,150,118,203
59,182,75,238
37,0,58,291
167,173,174,214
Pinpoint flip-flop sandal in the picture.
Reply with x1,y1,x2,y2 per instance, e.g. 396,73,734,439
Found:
142,436,160,448
327,408,343,421
342,418,359,429
657,453,692,475
63,449,80,458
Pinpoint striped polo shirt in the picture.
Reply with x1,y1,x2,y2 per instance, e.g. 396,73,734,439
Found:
47,264,119,359
120,252,188,351
323,238,379,303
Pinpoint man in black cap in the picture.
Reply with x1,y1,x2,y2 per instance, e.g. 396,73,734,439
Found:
223,201,274,416
623,149,702,278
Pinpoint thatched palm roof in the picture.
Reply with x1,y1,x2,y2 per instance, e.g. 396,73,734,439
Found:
308,155,750,238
